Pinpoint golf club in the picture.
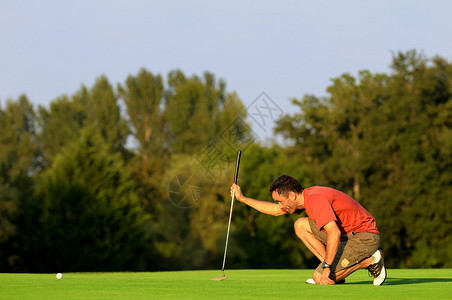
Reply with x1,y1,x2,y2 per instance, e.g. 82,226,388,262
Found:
211,150,241,281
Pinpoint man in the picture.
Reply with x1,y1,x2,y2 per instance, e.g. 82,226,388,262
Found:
230,174,387,285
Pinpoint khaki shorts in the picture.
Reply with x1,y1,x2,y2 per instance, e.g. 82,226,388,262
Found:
308,218,379,275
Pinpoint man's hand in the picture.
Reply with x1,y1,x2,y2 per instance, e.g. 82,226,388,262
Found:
319,268,335,285
229,184,286,216
231,183,244,202
320,220,341,285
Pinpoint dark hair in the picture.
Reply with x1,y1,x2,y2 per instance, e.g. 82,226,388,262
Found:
269,175,304,197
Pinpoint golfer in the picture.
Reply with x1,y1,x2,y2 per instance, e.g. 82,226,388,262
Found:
230,174,387,285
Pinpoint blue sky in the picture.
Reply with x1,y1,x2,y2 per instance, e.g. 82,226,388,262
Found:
1,0,451,139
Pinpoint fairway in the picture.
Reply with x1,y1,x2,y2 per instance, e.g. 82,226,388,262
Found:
1,269,451,299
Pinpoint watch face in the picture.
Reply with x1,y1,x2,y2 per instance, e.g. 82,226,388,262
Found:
322,262,330,268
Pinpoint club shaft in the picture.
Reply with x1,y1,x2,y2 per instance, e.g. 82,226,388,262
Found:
234,151,241,184
222,189,235,272
221,150,241,273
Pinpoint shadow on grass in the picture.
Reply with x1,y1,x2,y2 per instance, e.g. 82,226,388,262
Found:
351,277,452,285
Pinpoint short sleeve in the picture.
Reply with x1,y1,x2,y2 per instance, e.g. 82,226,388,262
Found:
308,194,337,230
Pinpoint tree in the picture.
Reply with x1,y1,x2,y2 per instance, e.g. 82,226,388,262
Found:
275,51,452,268
38,76,129,165
230,143,312,269
0,96,39,271
369,51,452,267
30,128,149,271
117,69,250,270
37,94,85,164
164,71,227,154
0,96,39,181
117,69,167,212
118,69,165,151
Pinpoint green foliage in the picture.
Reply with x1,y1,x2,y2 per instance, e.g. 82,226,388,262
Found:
117,69,167,221
231,143,312,269
152,154,232,270
38,76,129,165
31,129,149,271
0,96,39,271
0,96,39,181
118,69,165,150
0,183,18,243
164,71,241,154
38,95,85,162
0,182,19,271
86,76,130,152
275,50,452,268
1,53,450,272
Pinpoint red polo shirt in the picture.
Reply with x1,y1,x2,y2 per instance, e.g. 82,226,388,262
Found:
303,186,379,235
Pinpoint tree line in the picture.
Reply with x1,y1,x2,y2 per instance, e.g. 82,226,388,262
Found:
0,50,450,272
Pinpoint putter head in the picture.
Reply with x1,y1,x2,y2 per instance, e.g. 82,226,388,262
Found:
211,276,228,281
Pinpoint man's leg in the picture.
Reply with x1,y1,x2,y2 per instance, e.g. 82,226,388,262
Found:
332,233,381,283
312,256,374,284
294,217,326,262
332,256,373,281
311,230,382,285
298,220,381,284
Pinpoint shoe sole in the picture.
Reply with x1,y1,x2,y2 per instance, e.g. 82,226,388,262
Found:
373,266,387,286
305,278,346,285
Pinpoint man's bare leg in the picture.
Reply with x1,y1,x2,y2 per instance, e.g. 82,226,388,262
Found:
295,217,379,284
312,256,374,284
294,218,326,262
334,256,374,281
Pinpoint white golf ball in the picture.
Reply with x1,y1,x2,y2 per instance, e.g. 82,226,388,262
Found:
56,273,63,279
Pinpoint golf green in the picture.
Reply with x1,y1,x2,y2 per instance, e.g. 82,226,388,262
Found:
1,269,451,299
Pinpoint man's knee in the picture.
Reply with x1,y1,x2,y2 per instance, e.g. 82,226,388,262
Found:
294,217,311,235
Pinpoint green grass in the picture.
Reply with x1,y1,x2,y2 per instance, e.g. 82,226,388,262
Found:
1,269,451,299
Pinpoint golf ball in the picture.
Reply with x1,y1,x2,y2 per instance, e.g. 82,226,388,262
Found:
56,273,63,279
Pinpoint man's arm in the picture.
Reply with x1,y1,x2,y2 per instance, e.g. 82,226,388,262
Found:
231,184,286,217
320,221,341,285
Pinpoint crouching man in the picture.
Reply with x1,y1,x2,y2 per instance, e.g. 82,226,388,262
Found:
230,175,386,285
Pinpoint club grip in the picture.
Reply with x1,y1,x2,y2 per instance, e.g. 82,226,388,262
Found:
234,150,241,184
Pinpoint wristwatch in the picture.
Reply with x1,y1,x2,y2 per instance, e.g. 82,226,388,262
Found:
322,262,331,269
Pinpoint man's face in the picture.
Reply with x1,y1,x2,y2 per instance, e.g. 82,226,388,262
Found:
272,190,296,214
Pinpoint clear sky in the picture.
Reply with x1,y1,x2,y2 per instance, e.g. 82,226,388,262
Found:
1,0,451,139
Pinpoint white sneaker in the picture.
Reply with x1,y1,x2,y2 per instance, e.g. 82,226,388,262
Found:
367,249,387,286
305,277,346,284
